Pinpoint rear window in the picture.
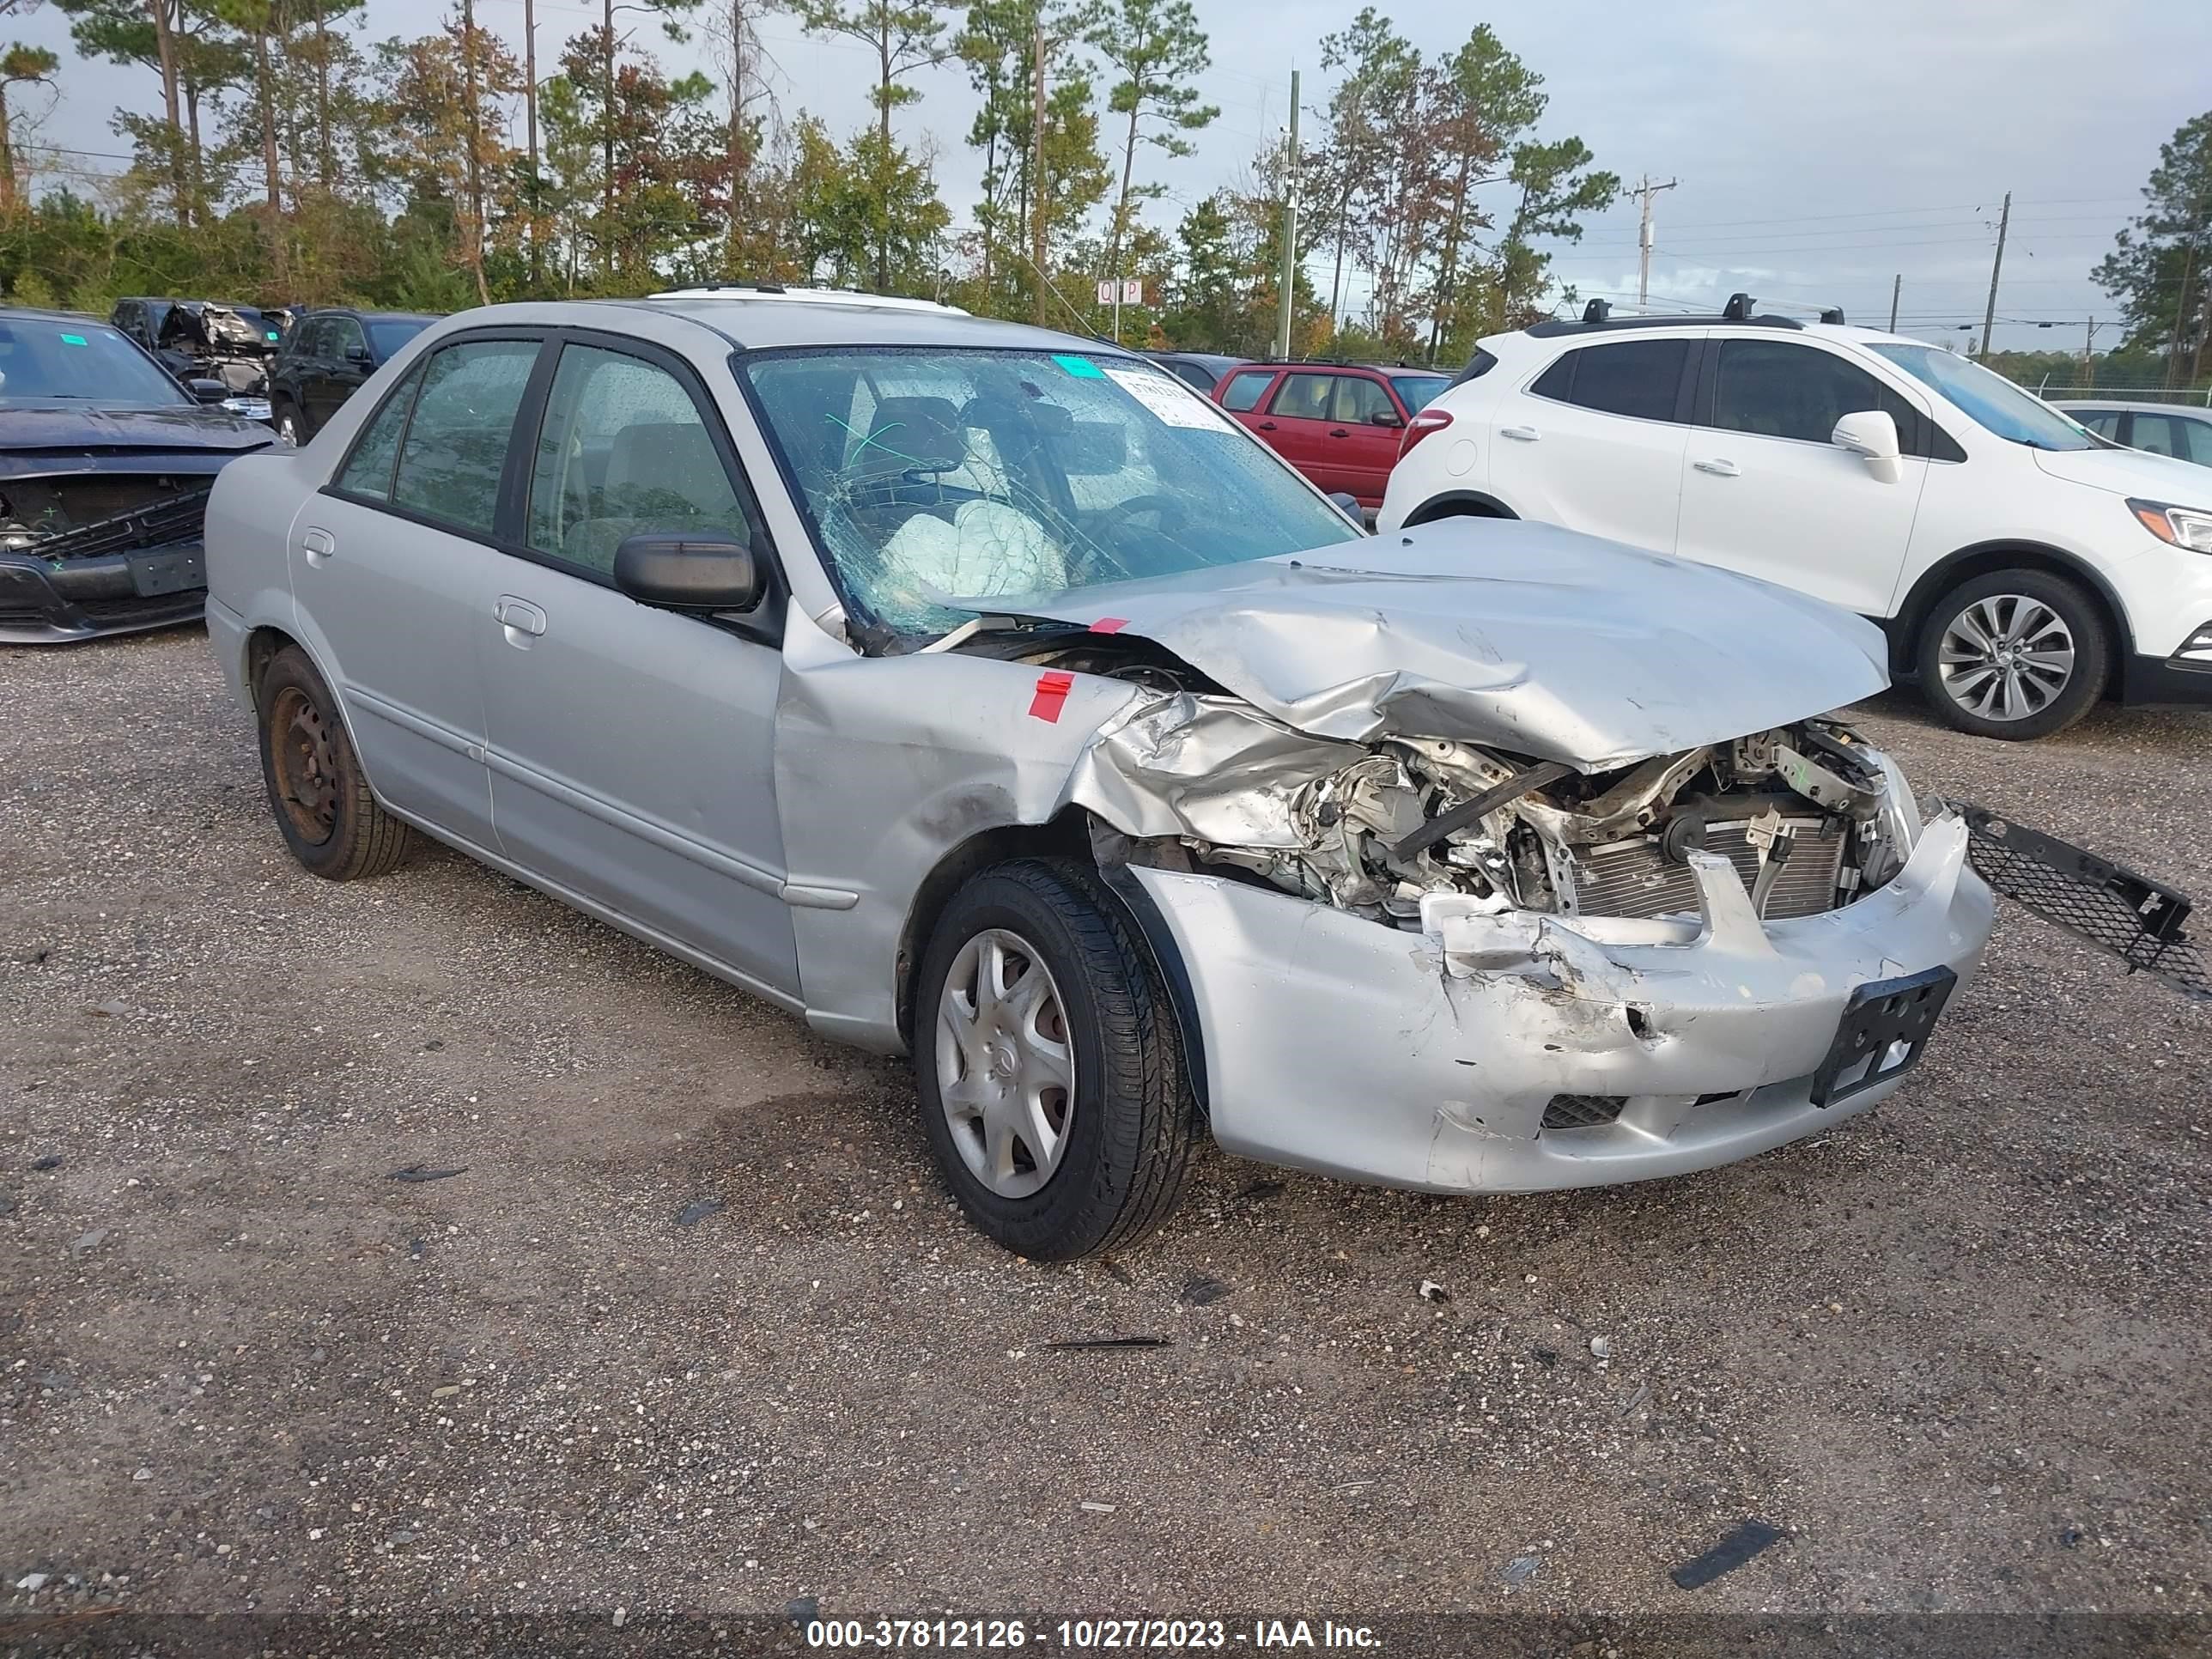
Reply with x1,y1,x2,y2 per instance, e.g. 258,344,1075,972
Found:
1533,338,1688,422
1218,369,1273,413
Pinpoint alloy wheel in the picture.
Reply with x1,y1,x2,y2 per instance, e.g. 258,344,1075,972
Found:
1937,593,2076,723
934,927,1076,1200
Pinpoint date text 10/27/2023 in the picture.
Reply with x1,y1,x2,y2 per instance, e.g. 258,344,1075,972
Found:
805,1620,1384,1650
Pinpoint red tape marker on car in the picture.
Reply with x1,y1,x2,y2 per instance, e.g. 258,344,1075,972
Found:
1091,616,1129,634
1029,671,1075,722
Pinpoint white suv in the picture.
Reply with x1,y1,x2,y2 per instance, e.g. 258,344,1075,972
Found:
1379,297,2212,739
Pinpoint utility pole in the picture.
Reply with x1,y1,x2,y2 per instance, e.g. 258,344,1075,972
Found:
525,0,539,283
1978,190,2010,360
1888,273,1901,332
1632,173,1677,307
1030,18,1048,327
2084,315,2100,390
1274,69,1299,362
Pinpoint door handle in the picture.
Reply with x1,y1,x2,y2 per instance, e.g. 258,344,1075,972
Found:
301,526,335,567
1499,425,1540,441
1693,458,1741,477
1256,421,1278,430
1328,428,1351,438
495,595,548,647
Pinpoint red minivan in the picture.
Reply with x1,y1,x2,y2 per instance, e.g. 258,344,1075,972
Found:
1213,362,1449,508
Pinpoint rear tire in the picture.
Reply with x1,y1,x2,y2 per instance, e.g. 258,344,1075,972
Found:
914,858,1197,1260
272,398,305,445
255,645,413,880
1915,568,2108,740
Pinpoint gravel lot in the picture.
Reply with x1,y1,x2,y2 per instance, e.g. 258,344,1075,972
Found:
3,628,2208,1648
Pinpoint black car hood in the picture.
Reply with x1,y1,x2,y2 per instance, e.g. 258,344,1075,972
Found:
0,404,273,477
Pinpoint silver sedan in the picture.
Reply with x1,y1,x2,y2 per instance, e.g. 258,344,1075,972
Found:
204,292,1993,1259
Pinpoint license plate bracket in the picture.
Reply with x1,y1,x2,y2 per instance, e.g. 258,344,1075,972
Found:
1809,965,1956,1108
129,546,204,598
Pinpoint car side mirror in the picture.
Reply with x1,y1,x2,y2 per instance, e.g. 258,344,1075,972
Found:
1832,410,1902,483
1327,490,1366,526
345,344,373,365
613,532,763,612
187,378,229,404
1368,409,1403,428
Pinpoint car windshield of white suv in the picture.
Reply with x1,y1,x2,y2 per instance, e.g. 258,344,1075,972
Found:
743,347,1362,637
0,320,188,405
1869,343,2095,451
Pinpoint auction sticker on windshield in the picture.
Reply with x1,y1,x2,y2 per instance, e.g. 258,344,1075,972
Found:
1103,365,1238,431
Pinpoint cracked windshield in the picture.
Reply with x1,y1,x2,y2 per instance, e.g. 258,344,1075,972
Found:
742,348,1363,636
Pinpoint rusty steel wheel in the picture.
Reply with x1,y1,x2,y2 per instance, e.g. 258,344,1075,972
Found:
255,644,414,881
269,684,340,845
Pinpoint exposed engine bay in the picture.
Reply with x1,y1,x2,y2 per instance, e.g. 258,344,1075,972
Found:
995,629,1915,931
155,302,277,397
0,475,212,553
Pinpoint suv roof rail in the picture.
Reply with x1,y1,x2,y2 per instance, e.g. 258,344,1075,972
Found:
1525,294,1808,339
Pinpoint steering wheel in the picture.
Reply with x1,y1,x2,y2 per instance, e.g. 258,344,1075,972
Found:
1094,492,1190,539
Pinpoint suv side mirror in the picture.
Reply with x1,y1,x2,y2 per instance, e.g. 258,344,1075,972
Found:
1368,409,1403,428
613,532,763,612
187,378,229,404
345,343,374,365
1832,410,1902,483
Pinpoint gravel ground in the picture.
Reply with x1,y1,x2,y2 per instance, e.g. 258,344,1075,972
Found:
2,628,2208,1648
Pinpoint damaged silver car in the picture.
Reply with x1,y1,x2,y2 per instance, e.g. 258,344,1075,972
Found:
204,292,1996,1258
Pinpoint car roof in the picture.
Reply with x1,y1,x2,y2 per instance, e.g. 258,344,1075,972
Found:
2,305,112,325
598,293,1132,357
2055,398,2211,416
1229,361,1445,375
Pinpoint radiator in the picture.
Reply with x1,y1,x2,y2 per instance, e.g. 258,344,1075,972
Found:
1565,816,1848,921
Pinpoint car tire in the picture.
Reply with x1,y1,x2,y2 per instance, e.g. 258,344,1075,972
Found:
1915,568,2109,741
255,645,413,880
273,399,305,445
914,857,1198,1260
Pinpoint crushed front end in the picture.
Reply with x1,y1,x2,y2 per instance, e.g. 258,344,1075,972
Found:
0,482,215,643
1067,687,1996,1193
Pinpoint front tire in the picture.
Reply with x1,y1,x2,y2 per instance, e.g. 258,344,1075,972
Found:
255,645,414,879
914,859,1197,1260
1915,568,2108,740
272,399,305,445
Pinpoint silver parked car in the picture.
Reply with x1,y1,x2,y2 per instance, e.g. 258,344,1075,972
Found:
2055,399,2212,469
204,290,1996,1259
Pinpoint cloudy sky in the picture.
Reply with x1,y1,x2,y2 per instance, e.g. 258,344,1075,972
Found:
13,0,2208,352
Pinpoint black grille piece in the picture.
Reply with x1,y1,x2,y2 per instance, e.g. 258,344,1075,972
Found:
1541,1094,1627,1130
1963,807,2208,1004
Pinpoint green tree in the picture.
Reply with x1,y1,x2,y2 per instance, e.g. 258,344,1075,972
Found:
0,43,57,216
790,0,958,289
2095,112,2212,383
1085,0,1213,337
1420,25,1543,358
1486,135,1615,333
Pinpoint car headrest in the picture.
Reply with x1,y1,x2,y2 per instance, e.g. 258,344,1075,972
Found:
852,396,964,471
605,421,724,505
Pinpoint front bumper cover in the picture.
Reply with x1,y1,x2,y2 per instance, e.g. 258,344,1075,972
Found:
1130,811,1995,1194
0,540,208,643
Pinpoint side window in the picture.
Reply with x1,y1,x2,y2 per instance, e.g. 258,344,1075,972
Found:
334,362,425,500
526,343,749,578
1269,373,1336,421
389,339,538,535
2184,418,2212,466
2130,413,2211,465
2075,410,2123,439
1333,376,1396,425
1218,370,1272,413
1711,338,1923,450
329,316,367,361
1529,339,1688,422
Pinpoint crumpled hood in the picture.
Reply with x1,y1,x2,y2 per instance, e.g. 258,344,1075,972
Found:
1006,518,1890,769
0,404,273,467
2032,442,2212,503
